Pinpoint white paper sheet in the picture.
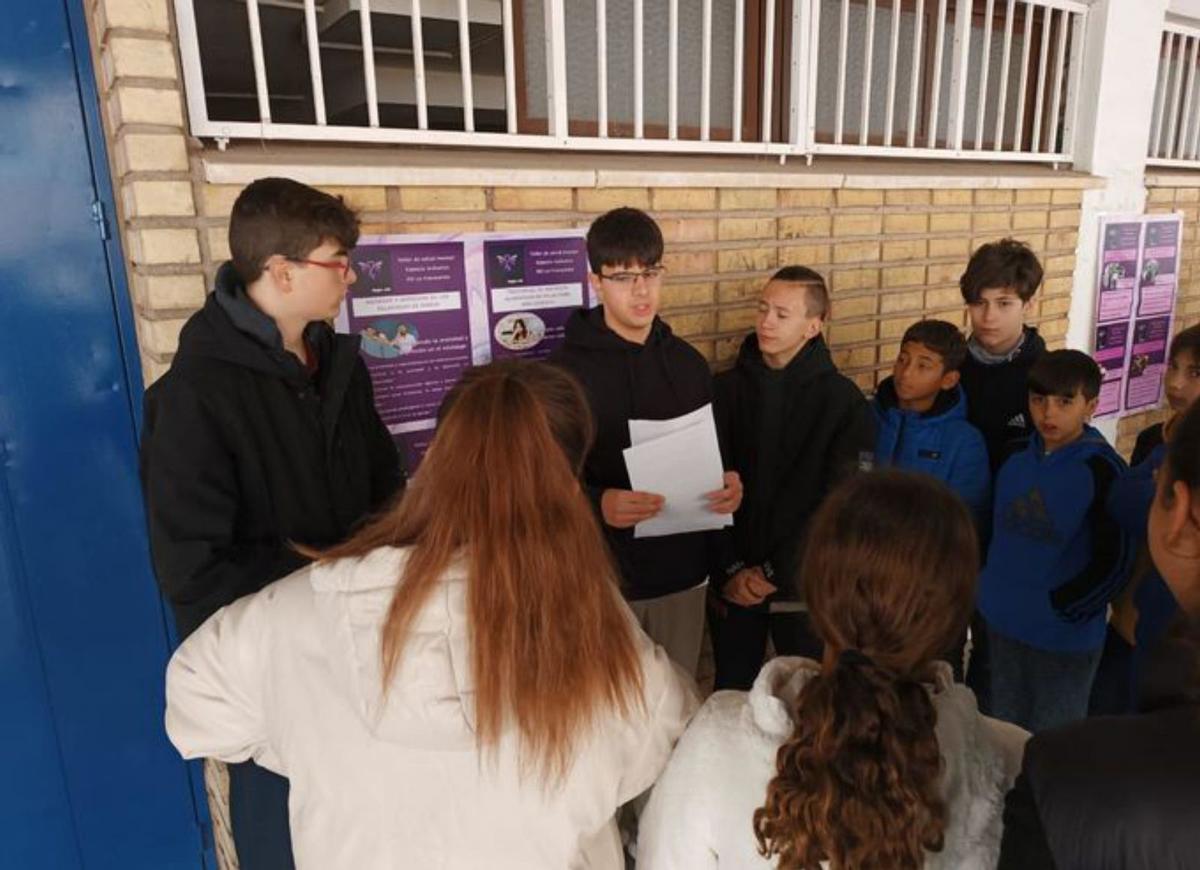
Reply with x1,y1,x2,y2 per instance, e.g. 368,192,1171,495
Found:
623,404,731,538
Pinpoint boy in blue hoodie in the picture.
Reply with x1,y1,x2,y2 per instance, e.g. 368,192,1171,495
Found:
873,319,990,528
979,350,1132,732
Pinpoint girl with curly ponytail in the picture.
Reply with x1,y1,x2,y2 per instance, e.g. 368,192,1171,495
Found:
639,470,1029,870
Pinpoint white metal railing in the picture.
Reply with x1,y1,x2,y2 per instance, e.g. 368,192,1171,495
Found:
1148,20,1200,167
173,0,1088,165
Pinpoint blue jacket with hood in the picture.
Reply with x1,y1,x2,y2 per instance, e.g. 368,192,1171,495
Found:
872,377,991,528
980,426,1133,653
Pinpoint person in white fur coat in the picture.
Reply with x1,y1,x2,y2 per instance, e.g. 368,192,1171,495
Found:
639,470,1028,870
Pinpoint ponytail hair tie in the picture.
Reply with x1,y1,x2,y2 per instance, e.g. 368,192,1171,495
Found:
837,648,873,669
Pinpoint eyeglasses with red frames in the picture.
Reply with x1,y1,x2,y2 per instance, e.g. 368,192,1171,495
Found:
287,256,354,280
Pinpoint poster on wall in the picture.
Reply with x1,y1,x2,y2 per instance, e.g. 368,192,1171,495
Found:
1094,321,1130,417
1125,315,1173,412
339,229,592,468
1095,220,1141,323
1138,216,1182,317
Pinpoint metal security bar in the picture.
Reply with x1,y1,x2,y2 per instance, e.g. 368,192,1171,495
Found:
1149,21,1200,166
173,0,1088,164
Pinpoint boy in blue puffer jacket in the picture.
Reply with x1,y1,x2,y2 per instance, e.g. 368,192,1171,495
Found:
873,319,991,530
979,350,1133,733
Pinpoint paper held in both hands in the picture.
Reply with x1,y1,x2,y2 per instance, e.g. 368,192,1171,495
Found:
623,404,732,539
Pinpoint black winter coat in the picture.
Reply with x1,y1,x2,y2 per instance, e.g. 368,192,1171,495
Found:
998,615,1200,870
550,307,716,600
959,326,1046,472
713,333,876,598
140,264,403,637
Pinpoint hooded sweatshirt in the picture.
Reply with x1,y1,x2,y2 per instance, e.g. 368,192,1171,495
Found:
713,333,876,596
638,656,1029,870
979,427,1132,653
165,547,698,870
959,326,1046,472
872,378,991,528
140,263,403,637
550,307,716,600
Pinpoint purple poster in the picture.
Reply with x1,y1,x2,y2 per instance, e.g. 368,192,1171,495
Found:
1137,218,1181,317
483,236,588,360
1093,321,1129,417
1096,221,1140,323
1125,315,1172,411
343,241,473,468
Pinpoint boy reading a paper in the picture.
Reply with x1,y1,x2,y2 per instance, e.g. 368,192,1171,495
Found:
710,265,876,690
551,207,741,675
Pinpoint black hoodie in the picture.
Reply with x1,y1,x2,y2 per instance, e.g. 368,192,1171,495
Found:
959,325,1046,472
713,333,876,599
550,307,715,600
140,263,403,637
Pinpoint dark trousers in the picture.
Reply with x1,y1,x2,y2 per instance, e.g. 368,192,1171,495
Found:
710,602,824,691
227,760,296,870
985,626,1102,733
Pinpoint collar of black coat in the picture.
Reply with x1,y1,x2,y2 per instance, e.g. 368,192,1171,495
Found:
736,331,834,383
1138,613,1200,712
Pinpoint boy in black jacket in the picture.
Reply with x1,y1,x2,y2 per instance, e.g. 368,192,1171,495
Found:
550,207,741,676
710,266,876,690
140,178,403,870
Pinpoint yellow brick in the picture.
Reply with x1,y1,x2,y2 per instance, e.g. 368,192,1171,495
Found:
1049,208,1080,228
1046,230,1078,253
1042,295,1071,316
1015,189,1053,205
661,282,716,306
652,188,717,210
833,213,883,236
689,338,716,362
317,186,388,212
880,316,918,339
576,187,651,211
1040,318,1069,340
933,189,973,206
930,212,971,232
667,310,716,336
109,84,183,127
1044,254,1075,274
103,37,176,83
1177,188,1200,203
717,277,763,303
881,239,928,262
833,241,881,264
663,250,717,276
492,187,573,211
836,189,885,207
1012,210,1049,230
880,289,924,313
828,320,877,344
1146,187,1176,204
927,262,962,285
660,218,717,244
130,228,200,265
1016,233,1047,252
885,189,933,206
779,215,832,239
138,315,188,355
134,273,206,310
1043,275,1073,295
975,189,1013,206
882,266,926,289
973,211,1012,232
780,189,835,208
717,306,758,333
777,243,832,265
141,356,171,387
202,185,241,217
718,217,776,241
207,226,231,261
883,213,929,234
718,247,777,273
97,0,170,33
926,287,965,308
716,336,742,363
491,220,566,231
853,371,877,391
831,268,880,292
123,180,194,217
719,188,776,210
928,237,969,259
393,221,488,234
115,133,188,174
1051,189,1084,205
832,295,877,318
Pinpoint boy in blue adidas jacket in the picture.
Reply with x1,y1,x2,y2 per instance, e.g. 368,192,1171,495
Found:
873,319,990,530
979,350,1132,732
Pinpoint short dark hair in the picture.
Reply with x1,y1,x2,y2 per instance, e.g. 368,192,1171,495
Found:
770,265,830,319
901,319,968,372
1028,349,1101,401
959,238,1044,304
1171,323,1200,364
586,207,664,273
229,178,360,285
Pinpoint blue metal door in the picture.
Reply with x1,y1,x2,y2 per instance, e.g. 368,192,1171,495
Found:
0,1,211,867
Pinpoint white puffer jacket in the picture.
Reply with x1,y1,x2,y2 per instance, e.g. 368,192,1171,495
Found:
165,546,698,870
638,656,1028,870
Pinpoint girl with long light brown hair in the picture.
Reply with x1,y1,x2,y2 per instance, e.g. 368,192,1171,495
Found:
165,360,697,870
639,470,1027,870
